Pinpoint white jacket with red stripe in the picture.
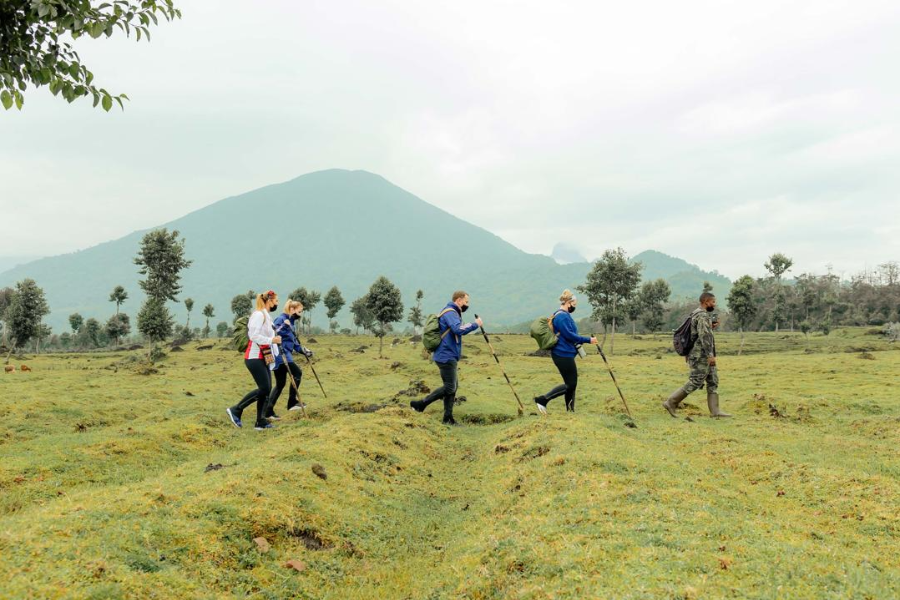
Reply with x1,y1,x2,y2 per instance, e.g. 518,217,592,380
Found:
244,310,276,360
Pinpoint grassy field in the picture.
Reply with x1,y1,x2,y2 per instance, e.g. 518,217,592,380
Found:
0,328,898,599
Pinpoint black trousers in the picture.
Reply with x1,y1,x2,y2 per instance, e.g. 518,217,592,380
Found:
421,360,458,415
544,354,578,409
269,361,303,412
232,358,272,425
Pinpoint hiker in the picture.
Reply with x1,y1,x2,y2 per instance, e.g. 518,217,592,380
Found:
534,290,598,414
410,291,483,425
266,299,313,419
663,291,731,418
226,290,282,430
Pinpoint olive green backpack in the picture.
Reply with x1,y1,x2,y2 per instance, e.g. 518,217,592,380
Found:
529,310,565,350
422,308,456,352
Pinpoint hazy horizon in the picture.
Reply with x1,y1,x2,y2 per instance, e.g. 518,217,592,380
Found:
2,0,899,280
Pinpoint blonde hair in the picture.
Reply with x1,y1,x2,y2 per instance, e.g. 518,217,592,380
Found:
255,290,277,313
284,299,304,314
559,289,576,304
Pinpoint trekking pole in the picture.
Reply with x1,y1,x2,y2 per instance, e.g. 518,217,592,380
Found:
303,353,327,399
276,321,327,399
593,341,633,419
277,344,308,418
474,314,525,416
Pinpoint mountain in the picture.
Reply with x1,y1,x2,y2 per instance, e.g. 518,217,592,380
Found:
0,256,42,274
0,170,589,330
550,243,588,265
0,171,731,333
630,250,732,300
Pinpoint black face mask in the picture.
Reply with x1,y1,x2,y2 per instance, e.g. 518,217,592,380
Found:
568,306,576,314
269,304,279,313
706,305,715,312
460,304,469,313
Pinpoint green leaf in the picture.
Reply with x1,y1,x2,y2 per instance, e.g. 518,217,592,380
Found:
114,96,124,110
14,91,23,110
135,27,141,41
102,95,113,112
69,63,80,78
92,92,100,108
90,23,104,39
0,90,12,110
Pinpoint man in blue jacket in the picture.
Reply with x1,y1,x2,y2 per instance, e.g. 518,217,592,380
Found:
410,291,483,425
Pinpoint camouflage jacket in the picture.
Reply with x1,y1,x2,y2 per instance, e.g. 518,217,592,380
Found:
689,307,716,359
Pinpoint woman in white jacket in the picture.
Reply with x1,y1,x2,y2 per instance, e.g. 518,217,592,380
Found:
227,290,282,430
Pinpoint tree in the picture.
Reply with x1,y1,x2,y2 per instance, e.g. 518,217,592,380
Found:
879,262,899,287
408,289,424,335
624,298,642,338
726,275,757,355
764,253,794,282
0,2,181,112
106,313,131,346
702,281,713,293
800,320,812,346
4,279,49,362
216,321,229,338
68,313,83,333
109,285,128,314
83,318,102,348
184,297,194,328
577,248,642,354
350,296,375,335
133,229,192,302
137,297,173,347
231,291,255,321
0,287,14,346
34,323,52,353
324,286,345,333
202,304,215,338
365,277,404,357
134,228,190,358
638,279,671,335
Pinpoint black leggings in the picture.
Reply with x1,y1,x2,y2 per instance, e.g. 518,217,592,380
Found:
269,361,303,412
544,354,578,408
233,359,272,425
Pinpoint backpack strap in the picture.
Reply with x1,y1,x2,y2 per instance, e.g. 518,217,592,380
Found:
438,307,457,340
548,309,566,333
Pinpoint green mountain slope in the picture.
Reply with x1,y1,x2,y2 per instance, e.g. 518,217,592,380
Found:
0,171,730,332
630,250,732,300
0,170,589,330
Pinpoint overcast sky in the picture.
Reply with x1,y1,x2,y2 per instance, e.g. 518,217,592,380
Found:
2,0,899,279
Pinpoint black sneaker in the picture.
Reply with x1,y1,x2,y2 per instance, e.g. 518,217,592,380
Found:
254,422,275,431
287,403,305,411
226,408,242,428
410,400,426,413
267,412,281,421
442,415,458,426
534,397,548,415
565,400,575,413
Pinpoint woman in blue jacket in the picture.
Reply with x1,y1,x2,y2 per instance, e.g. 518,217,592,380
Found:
535,290,597,413
266,300,312,419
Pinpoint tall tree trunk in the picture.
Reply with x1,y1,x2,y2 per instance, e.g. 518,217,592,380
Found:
611,296,617,355
379,327,384,357
739,327,745,356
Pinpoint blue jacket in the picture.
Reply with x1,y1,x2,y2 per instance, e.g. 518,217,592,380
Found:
551,310,591,358
272,313,302,368
432,302,480,363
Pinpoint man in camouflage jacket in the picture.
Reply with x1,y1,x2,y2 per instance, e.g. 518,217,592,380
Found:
663,292,731,418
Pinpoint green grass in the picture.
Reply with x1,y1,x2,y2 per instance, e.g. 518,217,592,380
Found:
1,329,898,599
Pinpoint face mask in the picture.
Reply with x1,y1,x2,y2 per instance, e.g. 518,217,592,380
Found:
460,304,469,313
269,304,279,313
706,305,715,312
568,306,576,314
